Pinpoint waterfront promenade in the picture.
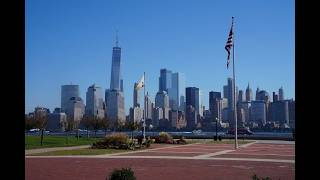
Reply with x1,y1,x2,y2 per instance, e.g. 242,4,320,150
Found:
26,140,295,180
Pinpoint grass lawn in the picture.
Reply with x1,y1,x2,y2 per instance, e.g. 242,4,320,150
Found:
30,148,130,156
25,136,103,149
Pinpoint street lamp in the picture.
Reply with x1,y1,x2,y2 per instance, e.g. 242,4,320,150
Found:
215,117,218,139
142,118,146,142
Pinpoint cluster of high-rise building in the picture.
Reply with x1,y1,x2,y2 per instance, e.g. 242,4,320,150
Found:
26,37,295,132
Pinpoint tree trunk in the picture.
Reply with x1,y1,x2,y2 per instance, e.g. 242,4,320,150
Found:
86,127,89,138
77,129,79,140
40,129,44,146
66,131,69,145
95,130,97,138
105,128,107,136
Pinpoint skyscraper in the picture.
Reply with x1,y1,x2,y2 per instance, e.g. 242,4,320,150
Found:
224,78,236,125
227,78,235,110
133,82,140,107
106,89,125,124
238,90,244,103
48,112,67,132
270,100,289,125
152,107,163,128
168,72,185,111
185,105,197,129
223,85,228,99
279,87,284,101
61,85,80,113
155,91,170,124
106,34,125,124
288,99,295,128
155,91,169,109
145,92,153,120
238,101,251,123
159,68,172,92
186,87,200,114
250,100,266,126
129,107,143,123
245,83,253,102
209,91,221,121
85,84,105,118
256,90,270,102
65,96,85,122
185,87,200,129
168,73,178,110
255,87,260,100
272,92,279,102
110,34,123,91
219,98,228,122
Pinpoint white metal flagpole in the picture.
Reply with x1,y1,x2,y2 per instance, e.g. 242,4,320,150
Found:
143,72,146,142
232,17,238,149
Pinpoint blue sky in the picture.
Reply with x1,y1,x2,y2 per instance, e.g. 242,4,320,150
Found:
25,0,295,114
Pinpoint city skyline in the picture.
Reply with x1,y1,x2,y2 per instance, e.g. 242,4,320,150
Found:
25,0,294,113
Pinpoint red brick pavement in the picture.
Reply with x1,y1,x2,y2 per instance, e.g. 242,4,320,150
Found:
25,158,294,180
25,142,295,180
215,154,295,160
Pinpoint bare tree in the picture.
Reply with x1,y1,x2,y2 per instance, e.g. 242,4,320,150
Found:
64,117,75,145
116,119,127,132
100,117,110,136
25,115,36,131
81,115,91,138
90,116,101,138
34,113,48,146
125,121,140,140
111,120,118,132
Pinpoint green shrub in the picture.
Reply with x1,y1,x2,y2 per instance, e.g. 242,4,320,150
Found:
143,138,152,147
92,133,132,149
176,136,187,144
108,167,136,180
155,132,173,144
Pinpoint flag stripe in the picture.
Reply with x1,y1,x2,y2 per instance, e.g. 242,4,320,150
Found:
225,19,234,69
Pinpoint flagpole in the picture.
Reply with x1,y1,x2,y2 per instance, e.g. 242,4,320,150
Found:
143,72,146,142
232,17,238,149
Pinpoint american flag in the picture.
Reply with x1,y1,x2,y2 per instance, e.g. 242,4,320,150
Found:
225,17,234,68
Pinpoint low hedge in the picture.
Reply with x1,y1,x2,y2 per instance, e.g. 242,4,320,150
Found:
154,132,173,144
92,133,134,150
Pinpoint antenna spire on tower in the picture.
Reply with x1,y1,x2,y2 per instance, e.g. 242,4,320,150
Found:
116,30,119,47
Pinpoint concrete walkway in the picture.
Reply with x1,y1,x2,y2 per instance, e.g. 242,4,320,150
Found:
255,140,295,144
25,145,91,155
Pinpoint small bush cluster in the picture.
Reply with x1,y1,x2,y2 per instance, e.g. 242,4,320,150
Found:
176,136,187,144
92,133,134,150
108,167,136,180
143,138,153,147
154,132,173,144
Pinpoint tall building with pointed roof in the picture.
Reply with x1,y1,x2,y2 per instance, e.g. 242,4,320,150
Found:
106,32,125,124
110,31,123,91
245,83,253,102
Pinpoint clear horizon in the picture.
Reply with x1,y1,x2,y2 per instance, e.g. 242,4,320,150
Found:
25,0,295,114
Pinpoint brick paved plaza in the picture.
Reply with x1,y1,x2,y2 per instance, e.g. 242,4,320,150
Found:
25,141,295,180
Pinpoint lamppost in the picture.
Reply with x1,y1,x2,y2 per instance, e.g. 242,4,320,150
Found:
142,119,146,142
215,117,218,139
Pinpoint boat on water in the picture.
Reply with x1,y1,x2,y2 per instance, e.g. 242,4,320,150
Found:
192,129,202,134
